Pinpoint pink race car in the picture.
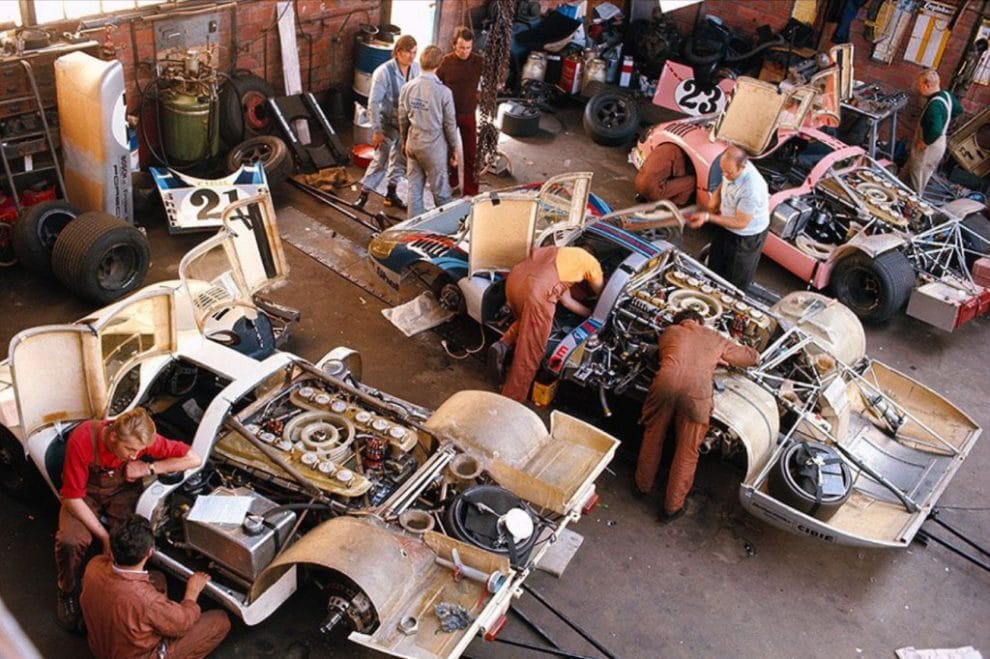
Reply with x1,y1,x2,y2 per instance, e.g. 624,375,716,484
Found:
631,76,990,330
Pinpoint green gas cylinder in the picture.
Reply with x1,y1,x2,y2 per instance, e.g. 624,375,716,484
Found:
160,88,219,165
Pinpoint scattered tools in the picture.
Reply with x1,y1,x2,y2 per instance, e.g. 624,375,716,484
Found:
289,175,394,233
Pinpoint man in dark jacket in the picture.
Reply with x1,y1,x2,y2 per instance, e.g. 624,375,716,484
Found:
438,27,484,196
636,309,759,522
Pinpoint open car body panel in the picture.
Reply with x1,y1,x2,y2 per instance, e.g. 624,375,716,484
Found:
9,288,177,436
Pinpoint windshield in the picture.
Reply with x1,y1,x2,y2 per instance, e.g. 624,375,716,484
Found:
99,295,174,386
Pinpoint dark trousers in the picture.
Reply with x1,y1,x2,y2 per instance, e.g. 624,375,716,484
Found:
448,113,479,196
708,227,768,292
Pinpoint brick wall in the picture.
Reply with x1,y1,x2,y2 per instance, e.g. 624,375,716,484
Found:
96,0,383,112
662,0,990,141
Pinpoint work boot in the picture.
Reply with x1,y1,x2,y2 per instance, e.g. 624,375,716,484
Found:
658,507,685,525
384,186,406,211
487,341,509,384
56,590,84,634
354,190,370,209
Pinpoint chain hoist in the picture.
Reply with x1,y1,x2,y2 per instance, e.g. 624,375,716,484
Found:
477,0,515,176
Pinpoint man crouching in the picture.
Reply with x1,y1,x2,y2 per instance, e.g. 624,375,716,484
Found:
81,515,230,658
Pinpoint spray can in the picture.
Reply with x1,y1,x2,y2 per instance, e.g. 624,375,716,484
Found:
619,56,634,88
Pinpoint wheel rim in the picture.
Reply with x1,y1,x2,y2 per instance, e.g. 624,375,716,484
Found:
242,91,270,131
597,99,629,128
97,242,142,292
437,282,464,312
37,210,75,250
843,266,882,313
238,142,273,166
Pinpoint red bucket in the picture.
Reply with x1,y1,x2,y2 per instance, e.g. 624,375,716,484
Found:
351,144,375,169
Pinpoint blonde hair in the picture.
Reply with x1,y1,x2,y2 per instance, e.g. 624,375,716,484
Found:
112,408,156,446
420,45,443,70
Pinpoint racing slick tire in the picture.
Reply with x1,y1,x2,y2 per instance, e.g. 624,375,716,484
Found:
768,440,852,521
498,102,541,137
12,200,79,277
583,91,640,146
52,211,150,304
960,213,990,269
830,250,915,324
220,71,276,146
226,135,293,187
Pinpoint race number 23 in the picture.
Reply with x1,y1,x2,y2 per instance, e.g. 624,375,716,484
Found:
189,188,241,221
674,79,724,116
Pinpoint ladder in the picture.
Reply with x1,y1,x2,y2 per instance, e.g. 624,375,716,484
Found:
0,59,67,213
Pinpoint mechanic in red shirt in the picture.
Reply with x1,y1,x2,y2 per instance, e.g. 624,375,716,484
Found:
81,515,229,659
55,407,201,632
437,26,484,196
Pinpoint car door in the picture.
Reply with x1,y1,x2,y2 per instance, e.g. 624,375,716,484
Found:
533,171,593,245
712,77,788,155
178,191,289,332
467,192,537,276
9,288,177,436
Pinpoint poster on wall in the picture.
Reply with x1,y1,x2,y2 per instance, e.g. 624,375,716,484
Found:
975,20,990,86
903,1,955,68
871,0,918,64
658,0,703,12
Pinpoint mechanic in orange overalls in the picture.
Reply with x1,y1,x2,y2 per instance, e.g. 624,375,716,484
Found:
634,142,695,205
489,246,604,402
54,407,201,632
636,309,759,522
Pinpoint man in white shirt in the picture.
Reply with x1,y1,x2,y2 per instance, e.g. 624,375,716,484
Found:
689,145,770,291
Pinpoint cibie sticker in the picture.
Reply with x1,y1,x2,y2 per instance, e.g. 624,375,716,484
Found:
673,79,726,116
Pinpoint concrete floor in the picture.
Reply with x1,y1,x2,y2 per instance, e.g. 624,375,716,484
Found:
1,105,989,658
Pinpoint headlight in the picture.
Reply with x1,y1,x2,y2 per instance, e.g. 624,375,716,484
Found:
369,235,399,260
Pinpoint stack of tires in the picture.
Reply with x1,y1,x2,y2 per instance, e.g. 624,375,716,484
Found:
220,71,293,187
13,201,150,304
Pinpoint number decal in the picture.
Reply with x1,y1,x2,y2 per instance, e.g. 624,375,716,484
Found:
674,79,725,117
188,188,242,222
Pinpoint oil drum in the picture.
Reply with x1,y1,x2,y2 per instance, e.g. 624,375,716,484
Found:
353,40,392,100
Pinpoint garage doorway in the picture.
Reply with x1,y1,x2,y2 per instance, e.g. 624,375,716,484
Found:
389,0,438,49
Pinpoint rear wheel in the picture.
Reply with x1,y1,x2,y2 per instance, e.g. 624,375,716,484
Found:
830,250,915,323
960,213,990,269
52,211,150,304
13,200,79,277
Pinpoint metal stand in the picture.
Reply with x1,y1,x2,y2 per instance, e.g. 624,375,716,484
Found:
841,83,907,161
917,508,990,574
506,583,619,659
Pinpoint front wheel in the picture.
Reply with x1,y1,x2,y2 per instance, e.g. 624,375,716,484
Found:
830,250,915,324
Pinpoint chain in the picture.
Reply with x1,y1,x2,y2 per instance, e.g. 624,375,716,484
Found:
477,0,516,175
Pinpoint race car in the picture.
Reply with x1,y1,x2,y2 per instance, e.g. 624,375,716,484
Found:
631,75,990,329
369,173,980,548
0,191,617,658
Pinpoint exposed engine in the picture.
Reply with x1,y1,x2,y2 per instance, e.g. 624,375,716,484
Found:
150,363,553,622
570,251,777,399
